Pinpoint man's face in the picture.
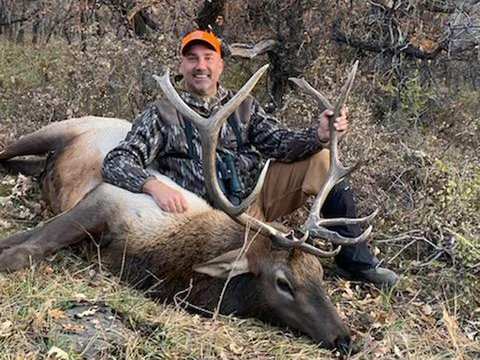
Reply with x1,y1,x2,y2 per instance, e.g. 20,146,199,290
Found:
179,43,224,97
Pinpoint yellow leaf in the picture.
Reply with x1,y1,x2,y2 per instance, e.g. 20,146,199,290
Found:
0,320,13,337
47,346,69,360
74,307,98,318
49,309,68,319
442,306,459,349
61,323,85,332
229,342,243,355
421,304,433,316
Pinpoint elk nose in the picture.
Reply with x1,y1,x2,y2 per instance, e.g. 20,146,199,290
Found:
334,335,351,354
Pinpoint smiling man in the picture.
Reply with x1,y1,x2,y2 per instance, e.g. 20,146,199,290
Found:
102,30,399,288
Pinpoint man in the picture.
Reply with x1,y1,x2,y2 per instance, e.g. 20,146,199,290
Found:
102,30,399,287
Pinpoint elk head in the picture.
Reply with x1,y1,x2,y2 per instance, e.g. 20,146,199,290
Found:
153,62,376,351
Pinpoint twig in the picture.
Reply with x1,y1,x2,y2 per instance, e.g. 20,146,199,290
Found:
118,231,129,283
142,269,165,295
173,279,194,309
376,229,423,243
172,280,218,317
387,239,417,264
418,250,444,267
74,220,103,273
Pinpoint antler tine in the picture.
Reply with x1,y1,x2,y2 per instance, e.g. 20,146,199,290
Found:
153,70,206,126
211,64,269,132
291,61,377,246
329,60,358,164
288,77,334,111
312,208,378,228
154,65,270,216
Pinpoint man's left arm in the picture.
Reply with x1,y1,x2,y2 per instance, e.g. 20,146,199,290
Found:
247,100,348,162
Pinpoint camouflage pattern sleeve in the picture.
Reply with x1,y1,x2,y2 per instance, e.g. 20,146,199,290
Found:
247,100,326,163
102,107,166,192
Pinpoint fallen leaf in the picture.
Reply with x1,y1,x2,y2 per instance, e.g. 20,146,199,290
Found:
0,320,13,337
61,323,85,332
73,294,87,302
422,304,433,316
0,219,13,228
43,266,54,276
74,307,98,318
466,331,477,341
443,307,459,348
375,312,388,325
47,346,69,360
49,309,68,319
229,342,244,355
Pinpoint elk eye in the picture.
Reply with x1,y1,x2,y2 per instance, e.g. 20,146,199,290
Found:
276,278,295,299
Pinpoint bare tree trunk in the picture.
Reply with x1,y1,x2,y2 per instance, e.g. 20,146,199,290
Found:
32,15,39,44
267,0,311,107
16,0,27,43
80,0,87,51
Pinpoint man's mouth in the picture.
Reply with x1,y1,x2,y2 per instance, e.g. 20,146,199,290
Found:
193,74,210,80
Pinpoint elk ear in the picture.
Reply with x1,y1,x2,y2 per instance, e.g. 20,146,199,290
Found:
193,249,250,279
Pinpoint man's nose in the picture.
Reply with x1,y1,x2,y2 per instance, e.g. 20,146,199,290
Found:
195,58,208,70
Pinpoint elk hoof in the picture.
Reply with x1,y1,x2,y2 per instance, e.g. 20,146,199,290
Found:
0,246,37,272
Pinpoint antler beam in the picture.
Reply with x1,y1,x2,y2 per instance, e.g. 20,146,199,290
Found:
290,61,378,248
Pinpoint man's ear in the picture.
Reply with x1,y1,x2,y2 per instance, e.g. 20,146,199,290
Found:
219,57,225,73
193,248,250,279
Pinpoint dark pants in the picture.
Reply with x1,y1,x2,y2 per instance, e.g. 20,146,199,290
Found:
322,181,377,271
247,150,377,272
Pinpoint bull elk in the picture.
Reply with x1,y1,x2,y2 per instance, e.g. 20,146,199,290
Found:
0,62,376,351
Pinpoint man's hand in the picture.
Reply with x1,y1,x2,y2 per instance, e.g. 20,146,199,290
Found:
142,178,188,213
317,106,349,143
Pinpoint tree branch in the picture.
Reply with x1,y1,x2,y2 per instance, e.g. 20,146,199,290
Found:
332,24,445,60
0,16,29,26
419,0,480,14
228,39,278,59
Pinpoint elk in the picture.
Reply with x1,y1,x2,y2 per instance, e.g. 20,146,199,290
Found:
0,62,375,351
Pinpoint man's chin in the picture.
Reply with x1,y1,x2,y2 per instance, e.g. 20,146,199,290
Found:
191,84,215,97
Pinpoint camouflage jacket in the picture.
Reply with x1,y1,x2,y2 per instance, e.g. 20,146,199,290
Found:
101,85,326,202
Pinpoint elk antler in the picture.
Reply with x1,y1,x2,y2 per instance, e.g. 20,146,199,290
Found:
154,66,340,258
290,60,378,248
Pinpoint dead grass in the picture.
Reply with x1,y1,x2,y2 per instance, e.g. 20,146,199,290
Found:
0,250,333,359
0,240,479,359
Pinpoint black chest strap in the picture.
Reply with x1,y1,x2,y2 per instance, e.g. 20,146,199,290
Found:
184,117,197,160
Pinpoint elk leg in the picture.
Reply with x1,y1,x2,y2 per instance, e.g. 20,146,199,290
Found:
0,228,42,250
0,193,106,272
0,158,47,176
